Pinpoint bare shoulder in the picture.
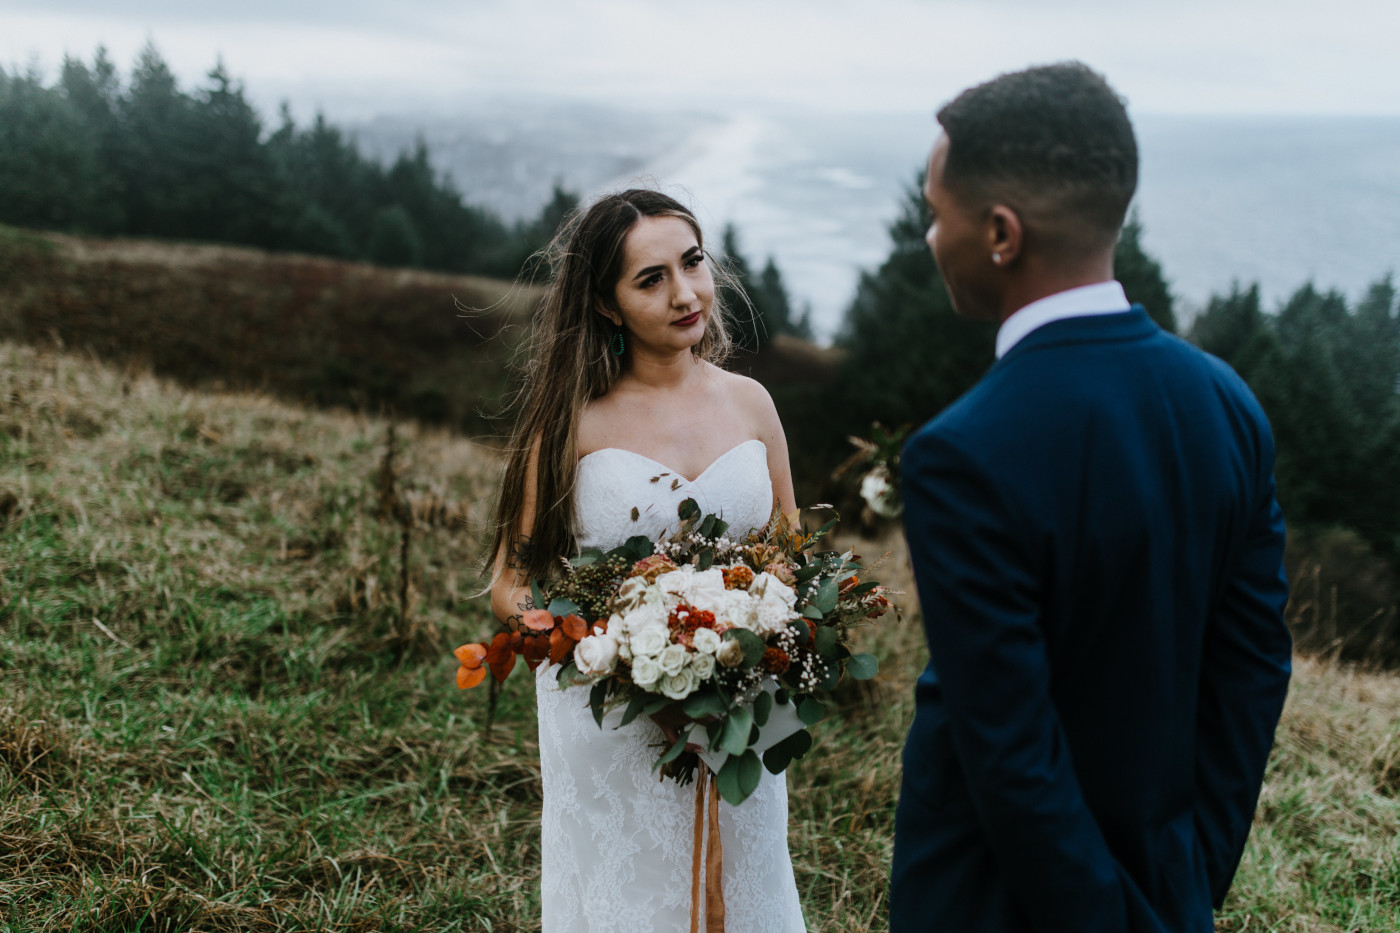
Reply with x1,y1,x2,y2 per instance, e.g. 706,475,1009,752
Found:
704,364,784,445
708,364,779,421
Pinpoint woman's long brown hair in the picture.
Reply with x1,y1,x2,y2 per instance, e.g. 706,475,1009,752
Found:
488,189,741,584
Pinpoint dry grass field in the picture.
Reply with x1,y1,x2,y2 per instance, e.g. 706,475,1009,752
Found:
1,339,1398,931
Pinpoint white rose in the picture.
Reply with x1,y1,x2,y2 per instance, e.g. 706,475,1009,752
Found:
716,590,758,631
659,642,689,676
716,637,747,668
631,655,663,688
752,588,799,637
692,627,722,654
574,633,619,678
861,468,903,518
685,568,728,610
659,667,700,700
629,624,669,659
615,576,650,611
748,572,797,608
690,652,716,681
658,566,694,600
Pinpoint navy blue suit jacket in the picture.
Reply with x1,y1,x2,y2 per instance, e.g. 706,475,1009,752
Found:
891,307,1291,932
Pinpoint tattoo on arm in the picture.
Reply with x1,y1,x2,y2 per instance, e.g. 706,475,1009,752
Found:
503,596,537,633
507,535,532,571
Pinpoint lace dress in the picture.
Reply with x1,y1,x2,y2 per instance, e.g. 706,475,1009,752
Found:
535,439,808,932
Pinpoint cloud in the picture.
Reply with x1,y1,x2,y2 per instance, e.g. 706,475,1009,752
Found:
3,0,1397,116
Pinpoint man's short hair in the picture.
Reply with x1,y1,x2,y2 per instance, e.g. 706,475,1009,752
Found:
936,61,1138,250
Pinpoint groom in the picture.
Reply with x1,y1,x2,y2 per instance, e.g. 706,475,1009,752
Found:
890,63,1292,931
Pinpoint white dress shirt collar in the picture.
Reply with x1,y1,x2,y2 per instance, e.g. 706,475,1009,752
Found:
995,281,1132,359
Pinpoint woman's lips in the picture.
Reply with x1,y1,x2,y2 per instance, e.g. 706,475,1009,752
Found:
672,311,701,327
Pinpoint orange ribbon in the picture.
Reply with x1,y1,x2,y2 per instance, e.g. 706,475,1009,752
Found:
690,765,726,933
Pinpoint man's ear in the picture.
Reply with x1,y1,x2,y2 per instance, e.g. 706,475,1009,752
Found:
988,205,1023,266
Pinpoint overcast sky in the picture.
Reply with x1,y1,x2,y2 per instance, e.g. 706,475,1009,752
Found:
3,0,1398,120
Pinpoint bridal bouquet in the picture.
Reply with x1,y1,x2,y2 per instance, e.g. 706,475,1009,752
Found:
454,499,895,804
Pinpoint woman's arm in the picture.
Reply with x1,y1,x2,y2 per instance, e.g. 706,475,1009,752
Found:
489,438,541,632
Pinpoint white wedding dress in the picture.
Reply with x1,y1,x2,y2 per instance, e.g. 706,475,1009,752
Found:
535,438,808,932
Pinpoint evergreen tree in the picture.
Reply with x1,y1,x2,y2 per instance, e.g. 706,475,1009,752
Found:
0,67,107,232
835,176,995,431
1115,212,1176,333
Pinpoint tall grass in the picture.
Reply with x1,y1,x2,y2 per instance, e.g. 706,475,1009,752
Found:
1,341,1397,930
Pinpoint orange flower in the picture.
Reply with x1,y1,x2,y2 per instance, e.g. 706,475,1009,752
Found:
454,643,488,689
761,647,791,675
521,608,555,632
722,566,755,590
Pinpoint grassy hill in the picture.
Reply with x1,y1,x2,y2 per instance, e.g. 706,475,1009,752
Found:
1,341,1398,930
0,226,540,437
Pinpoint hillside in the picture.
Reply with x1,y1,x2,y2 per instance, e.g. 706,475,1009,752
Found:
0,226,540,437
1,342,1398,930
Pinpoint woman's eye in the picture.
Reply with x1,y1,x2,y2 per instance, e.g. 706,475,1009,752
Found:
685,254,705,269
640,274,662,289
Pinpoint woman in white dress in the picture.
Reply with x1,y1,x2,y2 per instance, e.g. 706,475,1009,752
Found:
487,189,808,932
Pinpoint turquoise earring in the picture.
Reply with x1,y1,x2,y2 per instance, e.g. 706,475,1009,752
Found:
611,331,625,356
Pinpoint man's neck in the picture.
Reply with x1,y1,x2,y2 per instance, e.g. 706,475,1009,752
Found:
997,253,1116,325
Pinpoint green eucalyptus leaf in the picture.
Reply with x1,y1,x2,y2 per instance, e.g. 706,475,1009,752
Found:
546,597,581,618
624,535,655,559
677,498,701,523
737,750,763,800
752,689,773,726
699,515,717,539
814,625,839,657
814,577,840,614
848,653,879,680
724,628,767,667
697,547,714,571
590,682,609,728
683,690,728,720
642,695,674,716
619,691,649,727
797,697,826,726
716,754,743,803
801,604,824,620
711,518,729,539
819,661,841,690
719,705,754,757
530,579,547,612
762,728,813,774
654,731,690,770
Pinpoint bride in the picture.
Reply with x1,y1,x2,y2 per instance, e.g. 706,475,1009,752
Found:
487,189,807,932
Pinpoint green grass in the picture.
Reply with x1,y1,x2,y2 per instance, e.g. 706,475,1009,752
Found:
1,340,1398,931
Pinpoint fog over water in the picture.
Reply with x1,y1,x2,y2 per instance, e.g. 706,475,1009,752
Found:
349,104,1400,341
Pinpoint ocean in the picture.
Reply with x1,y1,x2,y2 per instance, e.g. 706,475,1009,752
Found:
350,106,1400,340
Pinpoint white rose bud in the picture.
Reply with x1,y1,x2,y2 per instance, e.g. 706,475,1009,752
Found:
574,633,619,678
659,668,699,700
631,655,663,688
716,637,746,668
690,652,716,681
692,627,722,655
629,624,668,659
659,642,689,676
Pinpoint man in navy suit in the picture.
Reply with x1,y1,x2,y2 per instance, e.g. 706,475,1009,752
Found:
890,62,1292,932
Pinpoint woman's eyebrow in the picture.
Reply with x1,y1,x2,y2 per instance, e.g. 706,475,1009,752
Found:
630,245,701,282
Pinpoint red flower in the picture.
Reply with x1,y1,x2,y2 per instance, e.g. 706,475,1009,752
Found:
761,647,791,675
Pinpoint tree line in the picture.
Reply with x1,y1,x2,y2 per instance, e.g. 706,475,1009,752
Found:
0,45,579,278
